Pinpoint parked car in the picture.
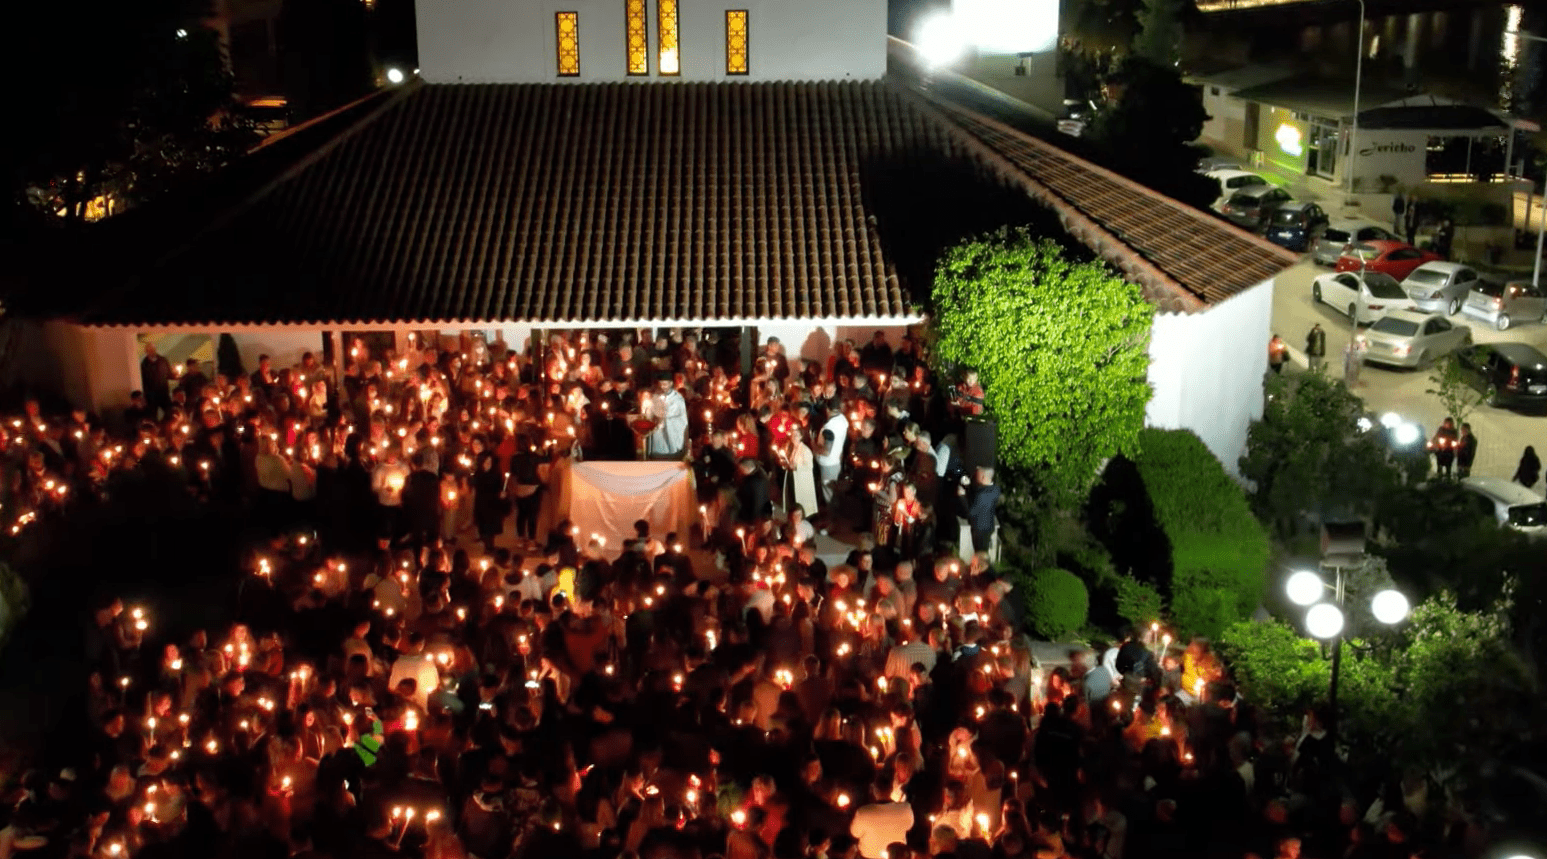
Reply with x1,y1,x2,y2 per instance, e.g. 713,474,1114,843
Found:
1312,222,1396,266
1263,202,1329,252
1197,155,1243,173
1453,342,1547,409
1461,278,1547,331
1334,239,1444,280
1354,310,1471,368
1204,169,1268,209
1310,270,1414,325
1459,477,1547,536
1220,185,1292,229
1400,261,1480,317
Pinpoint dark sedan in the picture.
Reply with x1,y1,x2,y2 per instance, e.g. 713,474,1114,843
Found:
1220,186,1293,231
1263,202,1329,252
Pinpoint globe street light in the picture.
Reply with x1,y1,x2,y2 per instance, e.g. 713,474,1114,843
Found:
1283,567,1409,746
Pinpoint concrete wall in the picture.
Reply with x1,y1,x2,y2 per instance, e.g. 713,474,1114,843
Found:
228,329,326,378
1348,129,1428,192
43,323,140,416
1145,278,1274,475
416,0,886,84
1200,88,1248,152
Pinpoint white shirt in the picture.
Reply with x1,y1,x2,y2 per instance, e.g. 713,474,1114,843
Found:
816,413,849,467
852,802,914,859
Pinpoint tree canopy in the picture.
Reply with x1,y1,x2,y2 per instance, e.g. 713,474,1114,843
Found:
1088,57,1215,210
930,228,1155,502
1239,372,1405,536
5,0,258,226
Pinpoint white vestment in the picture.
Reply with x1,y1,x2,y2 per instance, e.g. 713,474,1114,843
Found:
647,389,689,457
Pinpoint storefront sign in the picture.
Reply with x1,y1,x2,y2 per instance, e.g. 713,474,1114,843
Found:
1358,141,1417,156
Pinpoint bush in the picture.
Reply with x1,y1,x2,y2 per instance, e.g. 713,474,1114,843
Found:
1216,619,1328,715
1132,429,1270,637
1016,567,1090,641
1113,576,1163,628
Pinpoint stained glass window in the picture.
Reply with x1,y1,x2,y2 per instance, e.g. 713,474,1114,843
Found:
657,0,679,75
725,10,748,75
625,0,648,75
555,12,579,77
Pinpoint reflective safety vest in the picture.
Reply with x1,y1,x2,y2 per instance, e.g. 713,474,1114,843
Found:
354,720,384,766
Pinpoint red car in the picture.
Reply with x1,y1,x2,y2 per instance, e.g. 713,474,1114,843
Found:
1334,239,1444,280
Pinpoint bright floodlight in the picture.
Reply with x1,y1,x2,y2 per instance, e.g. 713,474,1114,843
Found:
1371,589,1410,625
1378,412,1402,429
1305,603,1345,640
916,12,966,68
953,0,1058,54
1392,421,1421,447
1285,571,1324,607
386,67,406,85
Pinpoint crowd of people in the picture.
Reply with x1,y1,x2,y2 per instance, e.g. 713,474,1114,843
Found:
0,328,1457,859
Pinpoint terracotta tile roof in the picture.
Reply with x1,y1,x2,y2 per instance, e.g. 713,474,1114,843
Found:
85,81,946,327
919,96,1297,312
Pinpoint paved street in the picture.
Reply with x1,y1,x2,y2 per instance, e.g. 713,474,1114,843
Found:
1271,258,1547,483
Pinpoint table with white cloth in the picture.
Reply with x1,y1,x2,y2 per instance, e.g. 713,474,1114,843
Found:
551,459,696,549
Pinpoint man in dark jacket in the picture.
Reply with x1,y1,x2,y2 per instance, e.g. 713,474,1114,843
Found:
140,343,173,419
400,453,442,550
960,466,1000,554
734,458,771,525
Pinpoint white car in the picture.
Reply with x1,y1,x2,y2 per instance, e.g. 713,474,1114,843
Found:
1460,477,1547,537
1205,169,1269,210
1355,309,1471,369
1311,270,1415,325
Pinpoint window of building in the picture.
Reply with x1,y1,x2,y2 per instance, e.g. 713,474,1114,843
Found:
555,12,579,76
625,0,648,75
658,0,680,75
725,10,748,75
1210,86,1220,96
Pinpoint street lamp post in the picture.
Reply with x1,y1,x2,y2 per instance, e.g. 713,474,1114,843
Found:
1345,0,1366,195
1285,567,1409,746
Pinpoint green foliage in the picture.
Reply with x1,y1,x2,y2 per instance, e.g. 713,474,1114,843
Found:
7,0,260,224
1240,372,1404,536
1113,576,1163,628
1088,57,1216,210
1016,568,1091,641
1217,619,1329,714
1131,429,1270,637
931,228,1155,503
1133,0,1186,66
1425,355,1485,426
1218,596,1538,774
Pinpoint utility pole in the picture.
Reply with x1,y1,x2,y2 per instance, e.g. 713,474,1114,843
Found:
1346,0,1365,195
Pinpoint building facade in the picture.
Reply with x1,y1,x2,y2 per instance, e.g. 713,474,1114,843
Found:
416,0,886,84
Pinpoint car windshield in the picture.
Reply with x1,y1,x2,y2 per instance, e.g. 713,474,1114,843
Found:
1509,503,1547,528
1227,191,1261,206
1370,317,1420,336
1405,269,1447,286
1348,243,1379,260
1321,228,1350,243
1364,275,1407,299
1269,209,1302,226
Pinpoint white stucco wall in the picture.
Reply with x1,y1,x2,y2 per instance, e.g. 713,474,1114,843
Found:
1144,278,1275,475
416,0,886,84
43,323,140,416
228,329,326,378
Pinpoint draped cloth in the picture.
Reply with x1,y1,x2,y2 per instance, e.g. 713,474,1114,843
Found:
554,460,695,548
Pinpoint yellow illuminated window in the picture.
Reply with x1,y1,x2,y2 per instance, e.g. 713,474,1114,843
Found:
658,0,679,75
625,0,649,75
725,10,748,75
556,12,579,77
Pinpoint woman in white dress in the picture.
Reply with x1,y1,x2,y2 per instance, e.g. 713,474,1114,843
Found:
789,431,819,519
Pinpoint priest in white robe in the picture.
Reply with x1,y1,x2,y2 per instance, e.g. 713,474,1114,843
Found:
647,377,689,459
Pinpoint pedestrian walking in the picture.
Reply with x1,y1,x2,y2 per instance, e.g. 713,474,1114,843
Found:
1456,423,1477,478
1404,197,1420,247
1342,340,1364,387
1392,192,1406,233
1514,445,1541,489
1268,333,1288,374
1429,417,1458,478
1305,324,1327,373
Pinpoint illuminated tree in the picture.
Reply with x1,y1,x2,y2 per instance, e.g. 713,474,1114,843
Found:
930,228,1155,503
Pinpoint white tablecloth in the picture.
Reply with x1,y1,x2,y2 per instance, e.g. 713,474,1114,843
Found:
554,459,695,549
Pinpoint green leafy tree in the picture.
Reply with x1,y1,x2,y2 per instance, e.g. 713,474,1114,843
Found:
1132,0,1187,67
1239,372,1403,537
1087,57,1215,209
931,228,1155,503
1425,354,1486,424
6,0,259,226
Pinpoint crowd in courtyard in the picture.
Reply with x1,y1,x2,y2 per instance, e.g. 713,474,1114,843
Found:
0,329,1459,859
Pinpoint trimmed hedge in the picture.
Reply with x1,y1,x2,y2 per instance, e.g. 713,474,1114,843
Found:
1016,567,1090,641
1133,428,1270,638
